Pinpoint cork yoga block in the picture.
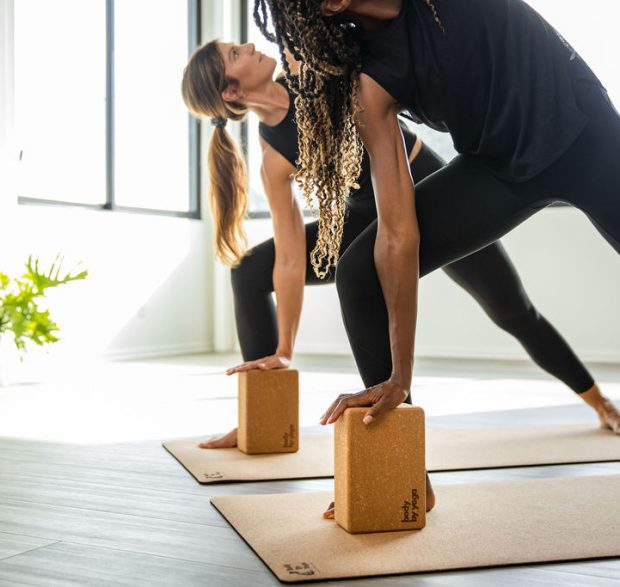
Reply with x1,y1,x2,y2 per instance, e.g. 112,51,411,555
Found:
237,369,299,455
334,405,426,533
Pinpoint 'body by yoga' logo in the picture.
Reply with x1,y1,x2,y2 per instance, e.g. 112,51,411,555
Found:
282,424,296,448
401,488,421,523
283,562,318,576
204,471,224,480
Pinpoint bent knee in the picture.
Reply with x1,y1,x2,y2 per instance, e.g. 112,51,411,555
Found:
491,304,541,333
230,248,271,295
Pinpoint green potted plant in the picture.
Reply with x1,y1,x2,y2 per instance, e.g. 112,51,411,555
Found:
0,254,88,385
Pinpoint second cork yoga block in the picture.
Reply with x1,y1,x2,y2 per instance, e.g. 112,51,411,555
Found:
334,405,426,533
237,369,299,455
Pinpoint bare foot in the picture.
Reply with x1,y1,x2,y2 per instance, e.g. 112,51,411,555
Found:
597,397,620,435
324,473,435,518
426,473,436,512
579,385,620,435
198,427,238,449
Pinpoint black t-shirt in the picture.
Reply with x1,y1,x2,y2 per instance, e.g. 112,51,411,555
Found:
258,76,418,215
359,0,603,182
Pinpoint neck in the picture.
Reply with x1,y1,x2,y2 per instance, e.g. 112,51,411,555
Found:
244,78,290,126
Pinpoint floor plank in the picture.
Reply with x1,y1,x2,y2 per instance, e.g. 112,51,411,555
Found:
0,542,279,587
0,532,58,561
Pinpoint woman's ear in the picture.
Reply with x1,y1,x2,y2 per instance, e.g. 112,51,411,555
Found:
222,81,241,103
319,0,351,17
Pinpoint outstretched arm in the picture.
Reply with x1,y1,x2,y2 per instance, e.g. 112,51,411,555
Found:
321,73,420,424
227,139,305,374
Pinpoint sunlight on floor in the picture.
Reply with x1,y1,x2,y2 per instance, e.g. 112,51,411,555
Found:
0,354,619,445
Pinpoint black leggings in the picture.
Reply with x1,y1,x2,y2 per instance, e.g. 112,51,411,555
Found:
232,138,596,396
336,80,618,392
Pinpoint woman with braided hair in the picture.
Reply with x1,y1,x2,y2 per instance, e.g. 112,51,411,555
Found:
182,37,619,513
251,0,620,434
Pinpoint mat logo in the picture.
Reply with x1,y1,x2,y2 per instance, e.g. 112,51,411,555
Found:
203,471,224,480
282,424,296,448
401,488,420,523
283,562,318,576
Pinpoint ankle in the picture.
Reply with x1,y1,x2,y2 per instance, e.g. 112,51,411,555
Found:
579,384,606,410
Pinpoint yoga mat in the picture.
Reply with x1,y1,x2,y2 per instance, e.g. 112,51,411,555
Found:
164,425,620,484
163,434,332,483
211,474,620,582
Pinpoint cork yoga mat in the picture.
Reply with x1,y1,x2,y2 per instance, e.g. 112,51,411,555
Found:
163,434,333,484
211,475,620,583
164,424,620,483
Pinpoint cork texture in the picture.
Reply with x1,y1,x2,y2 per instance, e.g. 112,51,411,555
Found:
238,369,299,455
163,423,620,484
211,475,620,582
334,405,425,533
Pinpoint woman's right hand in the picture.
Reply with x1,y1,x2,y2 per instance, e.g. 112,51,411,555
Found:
226,353,291,375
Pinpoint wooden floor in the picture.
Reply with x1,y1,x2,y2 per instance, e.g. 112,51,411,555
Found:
1,354,620,586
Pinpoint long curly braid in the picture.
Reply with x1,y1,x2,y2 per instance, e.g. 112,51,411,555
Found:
422,0,445,33
254,0,362,278
254,0,443,277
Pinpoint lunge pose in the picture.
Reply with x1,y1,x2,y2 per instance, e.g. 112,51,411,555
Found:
250,0,620,432
181,40,619,458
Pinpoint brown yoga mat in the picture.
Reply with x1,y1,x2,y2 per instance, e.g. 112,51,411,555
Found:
211,474,620,582
164,425,620,483
163,434,332,484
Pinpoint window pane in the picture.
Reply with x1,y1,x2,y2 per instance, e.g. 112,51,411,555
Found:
14,0,106,204
114,0,190,212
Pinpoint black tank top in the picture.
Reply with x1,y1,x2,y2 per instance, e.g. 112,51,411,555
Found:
258,77,418,215
358,0,603,182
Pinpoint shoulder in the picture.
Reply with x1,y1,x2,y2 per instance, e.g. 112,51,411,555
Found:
259,136,295,182
358,72,399,108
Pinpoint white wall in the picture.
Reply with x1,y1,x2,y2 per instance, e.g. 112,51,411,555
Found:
0,204,211,361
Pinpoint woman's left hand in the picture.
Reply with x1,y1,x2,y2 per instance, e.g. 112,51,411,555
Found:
226,354,291,375
319,378,410,426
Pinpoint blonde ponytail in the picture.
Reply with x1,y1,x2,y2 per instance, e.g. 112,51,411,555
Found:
182,41,249,266
206,124,248,265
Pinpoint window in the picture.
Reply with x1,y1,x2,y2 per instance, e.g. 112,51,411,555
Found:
14,0,107,206
14,0,200,217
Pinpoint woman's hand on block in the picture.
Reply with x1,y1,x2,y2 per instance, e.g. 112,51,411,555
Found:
319,378,410,426
226,353,291,375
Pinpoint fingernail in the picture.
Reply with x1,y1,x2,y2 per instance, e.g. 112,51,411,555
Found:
363,415,373,425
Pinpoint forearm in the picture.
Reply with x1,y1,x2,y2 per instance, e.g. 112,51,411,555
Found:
273,263,305,357
374,228,419,388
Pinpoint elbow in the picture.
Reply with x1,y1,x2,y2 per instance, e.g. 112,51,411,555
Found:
275,256,306,275
376,223,420,252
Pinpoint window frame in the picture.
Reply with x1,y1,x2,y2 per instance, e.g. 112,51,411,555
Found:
16,0,201,219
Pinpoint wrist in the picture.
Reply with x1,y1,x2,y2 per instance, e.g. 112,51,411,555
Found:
275,347,293,361
389,373,411,391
